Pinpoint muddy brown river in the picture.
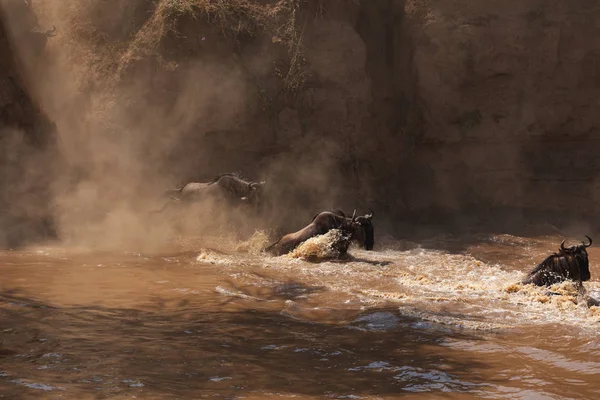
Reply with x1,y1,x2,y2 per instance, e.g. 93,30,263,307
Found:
1,232,599,399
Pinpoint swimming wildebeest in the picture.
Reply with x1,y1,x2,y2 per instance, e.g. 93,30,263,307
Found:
522,236,592,287
265,209,374,256
153,173,266,214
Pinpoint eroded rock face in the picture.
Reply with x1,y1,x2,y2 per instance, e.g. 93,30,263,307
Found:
1,0,56,62
1,0,38,36
117,0,600,229
23,0,600,237
401,0,600,227
0,7,58,247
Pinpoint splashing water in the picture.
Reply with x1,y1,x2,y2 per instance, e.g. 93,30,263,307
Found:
215,234,600,332
235,230,271,255
2,232,600,399
289,229,348,260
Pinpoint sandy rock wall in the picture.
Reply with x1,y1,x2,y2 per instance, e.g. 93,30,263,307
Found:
20,0,600,239
401,0,600,229
0,3,58,247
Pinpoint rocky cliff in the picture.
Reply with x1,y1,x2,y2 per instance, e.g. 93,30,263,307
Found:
403,0,600,231
10,0,600,242
0,2,58,248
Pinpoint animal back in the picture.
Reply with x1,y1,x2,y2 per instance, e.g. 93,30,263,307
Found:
180,182,214,201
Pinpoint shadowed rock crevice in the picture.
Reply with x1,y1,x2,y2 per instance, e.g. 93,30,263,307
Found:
0,5,59,248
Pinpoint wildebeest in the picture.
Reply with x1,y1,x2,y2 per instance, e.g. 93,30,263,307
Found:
265,209,374,256
522,236,592,287
153,173,266,214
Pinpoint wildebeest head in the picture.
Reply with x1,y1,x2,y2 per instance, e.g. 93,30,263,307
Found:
242,180,266,204
523,235,592,286
348,209,375,250
559,236,592,281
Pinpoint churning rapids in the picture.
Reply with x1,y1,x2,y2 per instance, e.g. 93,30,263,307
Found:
1,232,599,399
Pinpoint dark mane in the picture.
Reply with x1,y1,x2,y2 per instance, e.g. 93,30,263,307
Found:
523,241,591,286
209,172,249,184
524,252,562,279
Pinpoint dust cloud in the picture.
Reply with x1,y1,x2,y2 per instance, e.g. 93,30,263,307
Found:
4,0,591,253
0,0,358,251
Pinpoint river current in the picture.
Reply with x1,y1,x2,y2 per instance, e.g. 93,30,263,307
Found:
1,231,599,399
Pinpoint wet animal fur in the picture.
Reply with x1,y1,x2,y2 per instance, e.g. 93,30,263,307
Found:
522,236,592,286
265,210,374,256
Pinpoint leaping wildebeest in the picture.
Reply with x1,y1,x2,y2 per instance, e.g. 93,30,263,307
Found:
265,209,374,256
153,173,266,214
522,236,592,287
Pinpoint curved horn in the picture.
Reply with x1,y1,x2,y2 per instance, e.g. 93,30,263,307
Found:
45,26,57,37
560,239,566,251
351,209,357,222
584,235,592,247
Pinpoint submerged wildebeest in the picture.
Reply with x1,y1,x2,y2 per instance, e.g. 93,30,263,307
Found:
265,209,374,256
522,236,592,287
153,173,266,214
